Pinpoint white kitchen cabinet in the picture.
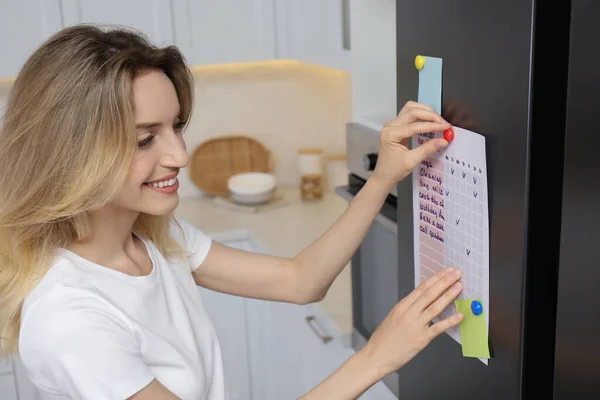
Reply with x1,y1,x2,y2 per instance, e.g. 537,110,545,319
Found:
247,300,351,399
0,0,63,79
275,0,351,71
199,231,271,400
0,373,18,400
349,0,397,131
0,359,12,376
203,230,396,399
0,358,16,400
0,0,278,78
13,357,44,400
60,0,174,47
198,287,252,400
0,357,44,400
247,299,396,399
1,0,355,79
198,233,258,400
171,0,278,66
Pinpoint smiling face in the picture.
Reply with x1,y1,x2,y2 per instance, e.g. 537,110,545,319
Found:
110,69,189,216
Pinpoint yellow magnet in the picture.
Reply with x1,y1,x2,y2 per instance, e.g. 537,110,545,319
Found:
415,55,425,70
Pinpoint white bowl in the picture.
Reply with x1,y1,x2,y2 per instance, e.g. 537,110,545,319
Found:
227,172,276,204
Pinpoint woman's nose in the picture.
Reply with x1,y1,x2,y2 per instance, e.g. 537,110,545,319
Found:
161,136,189,168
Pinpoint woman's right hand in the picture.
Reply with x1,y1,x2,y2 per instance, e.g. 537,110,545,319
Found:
360,267,464,376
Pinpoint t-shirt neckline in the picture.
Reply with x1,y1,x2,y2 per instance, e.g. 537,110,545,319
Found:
59,232,159,285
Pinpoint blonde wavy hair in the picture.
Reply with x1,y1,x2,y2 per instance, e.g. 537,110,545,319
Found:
0,24,194,356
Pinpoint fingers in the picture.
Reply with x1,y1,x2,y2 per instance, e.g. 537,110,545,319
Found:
382,120,449,145
427,312,464,341
398,101,434,116
412,268,462,313
393,107,446,125
383,115,449,144
405,137,448,167
421,280,463,324
406,120,451,135
384,102,450,145
401,267,455,307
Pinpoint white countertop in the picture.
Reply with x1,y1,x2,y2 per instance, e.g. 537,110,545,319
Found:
174,186,354,337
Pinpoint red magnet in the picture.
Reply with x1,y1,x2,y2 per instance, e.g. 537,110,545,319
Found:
443,128,454,142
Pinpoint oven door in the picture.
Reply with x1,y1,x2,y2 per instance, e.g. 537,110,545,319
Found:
335,178,400,397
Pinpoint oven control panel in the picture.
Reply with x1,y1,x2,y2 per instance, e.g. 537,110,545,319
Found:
346,122,397,197
362,153,378,171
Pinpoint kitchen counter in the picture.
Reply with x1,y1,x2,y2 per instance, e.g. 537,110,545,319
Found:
174,186,353,338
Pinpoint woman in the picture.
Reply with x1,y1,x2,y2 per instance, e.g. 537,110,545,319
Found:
0,25,463,399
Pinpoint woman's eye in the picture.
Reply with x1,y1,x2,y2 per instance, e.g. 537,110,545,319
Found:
174,121,186,133
137,122,185,148
137,135,154,148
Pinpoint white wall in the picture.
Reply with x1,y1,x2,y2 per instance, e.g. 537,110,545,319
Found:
0,60,353,198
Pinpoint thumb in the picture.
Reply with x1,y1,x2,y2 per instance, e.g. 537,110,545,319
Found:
407,138,448,167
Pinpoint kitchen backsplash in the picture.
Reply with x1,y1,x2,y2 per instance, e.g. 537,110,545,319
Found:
0,60,352,198
0,86,9,118
183,60,352,198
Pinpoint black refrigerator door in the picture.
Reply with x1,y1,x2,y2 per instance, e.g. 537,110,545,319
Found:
395,1,569,398
554,1,600,399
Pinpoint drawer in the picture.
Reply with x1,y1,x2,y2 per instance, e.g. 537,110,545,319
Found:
0,373,17,400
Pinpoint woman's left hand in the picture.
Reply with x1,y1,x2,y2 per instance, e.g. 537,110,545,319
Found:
371,101,451,188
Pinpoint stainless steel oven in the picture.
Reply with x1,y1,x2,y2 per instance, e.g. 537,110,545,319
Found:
335,122,400,397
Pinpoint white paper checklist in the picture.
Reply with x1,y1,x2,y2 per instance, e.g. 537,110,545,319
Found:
411,126,490,365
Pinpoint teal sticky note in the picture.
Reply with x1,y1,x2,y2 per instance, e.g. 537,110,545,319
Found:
417,55,443,114
454,298,490,359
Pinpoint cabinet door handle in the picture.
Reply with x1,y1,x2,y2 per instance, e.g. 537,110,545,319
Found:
341,0,351,50
305,315,333,344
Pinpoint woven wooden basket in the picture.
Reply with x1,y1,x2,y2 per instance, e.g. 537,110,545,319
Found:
189,135,272,196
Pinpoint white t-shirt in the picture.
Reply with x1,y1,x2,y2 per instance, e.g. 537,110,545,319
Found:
18,217,228,400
